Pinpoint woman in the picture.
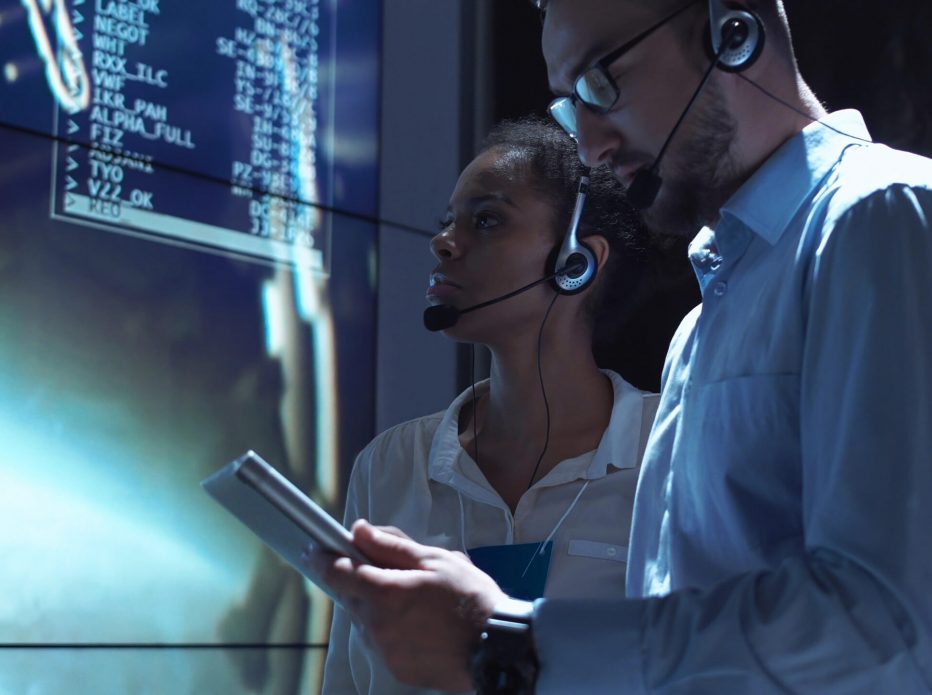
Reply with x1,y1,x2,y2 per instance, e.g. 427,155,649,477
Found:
323,117,660,694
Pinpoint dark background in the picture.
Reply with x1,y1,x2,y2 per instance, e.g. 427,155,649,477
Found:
490,1,932,156
484,0,932,392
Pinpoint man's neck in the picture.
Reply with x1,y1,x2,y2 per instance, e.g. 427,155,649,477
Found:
731,70,827,194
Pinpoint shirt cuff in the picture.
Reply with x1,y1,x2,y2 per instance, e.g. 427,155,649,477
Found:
533,598,646,694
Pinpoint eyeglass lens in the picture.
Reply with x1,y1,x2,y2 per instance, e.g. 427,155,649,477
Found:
547,0,700,138
576,68,617,110
548,98,577,138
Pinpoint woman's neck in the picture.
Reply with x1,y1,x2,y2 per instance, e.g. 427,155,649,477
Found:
482,338,609,442
460,314,615,508
460,312,614,468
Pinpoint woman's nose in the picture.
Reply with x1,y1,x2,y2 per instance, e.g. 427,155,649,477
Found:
429,226,460,260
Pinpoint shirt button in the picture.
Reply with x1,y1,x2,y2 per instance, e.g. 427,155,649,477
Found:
607,547,617,557
712,281,727,297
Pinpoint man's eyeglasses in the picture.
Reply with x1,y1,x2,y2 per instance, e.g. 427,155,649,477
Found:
548,0,701,139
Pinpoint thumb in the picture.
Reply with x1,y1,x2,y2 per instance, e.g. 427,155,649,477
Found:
351,519,428,570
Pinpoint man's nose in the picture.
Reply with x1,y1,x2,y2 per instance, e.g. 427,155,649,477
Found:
574,105,619,168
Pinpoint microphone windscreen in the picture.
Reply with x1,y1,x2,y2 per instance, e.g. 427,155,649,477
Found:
626,169,662,211
423,304,460,332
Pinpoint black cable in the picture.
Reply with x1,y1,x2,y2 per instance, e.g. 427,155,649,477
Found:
526,291,560,490
0,642,327,649
650,22,735,170
736,73,874,145
0,118,438,238
460,270,567,314
470,343,480,466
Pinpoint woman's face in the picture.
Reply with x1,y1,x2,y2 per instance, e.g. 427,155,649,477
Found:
427,147,561,343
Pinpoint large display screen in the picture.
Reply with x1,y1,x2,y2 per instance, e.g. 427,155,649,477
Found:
0,1,379,692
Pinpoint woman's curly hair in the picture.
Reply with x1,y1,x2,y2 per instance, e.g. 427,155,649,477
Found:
478,117,675,385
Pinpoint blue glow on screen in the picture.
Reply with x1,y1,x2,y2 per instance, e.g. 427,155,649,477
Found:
0,0,380,692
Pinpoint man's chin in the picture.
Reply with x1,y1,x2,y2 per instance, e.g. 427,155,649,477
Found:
634,184,702,244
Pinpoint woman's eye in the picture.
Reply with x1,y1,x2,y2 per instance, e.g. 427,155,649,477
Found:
436,214,454,231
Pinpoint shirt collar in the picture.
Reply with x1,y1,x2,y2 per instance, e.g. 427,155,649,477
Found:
579,370,646,479
427,370,648,490
427,379,492,496
720,109,872,246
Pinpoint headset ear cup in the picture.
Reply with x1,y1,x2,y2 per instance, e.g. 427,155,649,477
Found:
545,244,562,292
550,240,597,296
704,8,765,72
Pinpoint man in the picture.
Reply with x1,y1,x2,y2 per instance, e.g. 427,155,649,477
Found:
320,1,932,692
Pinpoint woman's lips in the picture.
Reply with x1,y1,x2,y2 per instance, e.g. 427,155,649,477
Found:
426,274,462,303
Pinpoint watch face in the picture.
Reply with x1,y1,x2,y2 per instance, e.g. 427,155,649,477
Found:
471,620,538,695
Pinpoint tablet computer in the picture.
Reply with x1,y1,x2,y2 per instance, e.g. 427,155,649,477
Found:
202,450,369,582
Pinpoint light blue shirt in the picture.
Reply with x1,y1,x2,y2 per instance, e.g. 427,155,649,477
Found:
533,111,932,693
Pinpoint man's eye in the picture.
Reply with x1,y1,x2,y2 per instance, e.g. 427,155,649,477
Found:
475,212,500,229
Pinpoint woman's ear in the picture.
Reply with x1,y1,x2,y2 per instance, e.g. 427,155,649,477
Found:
585,234,611,274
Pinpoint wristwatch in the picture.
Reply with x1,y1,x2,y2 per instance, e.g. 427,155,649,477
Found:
469,598,539,695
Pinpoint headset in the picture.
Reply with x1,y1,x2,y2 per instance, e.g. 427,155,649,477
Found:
628,0,766,209
708,0,765,73
423,169,598,331
550,170,597,295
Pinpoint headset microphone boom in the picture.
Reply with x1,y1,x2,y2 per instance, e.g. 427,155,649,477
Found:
424,171,595,332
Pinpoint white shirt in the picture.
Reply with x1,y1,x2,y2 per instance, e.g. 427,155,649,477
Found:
534,111,932,693
323,370,658,694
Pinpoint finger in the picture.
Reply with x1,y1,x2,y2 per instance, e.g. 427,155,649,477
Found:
327,555,433,624
300,540,327,575
351,519,430,570
326,549,425,595
450,550,472,563
323,554,380,612
334,559,373,615
326,553,363,588
375,525,413,541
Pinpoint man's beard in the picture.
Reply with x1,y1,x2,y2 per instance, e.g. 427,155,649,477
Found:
636,86,740,242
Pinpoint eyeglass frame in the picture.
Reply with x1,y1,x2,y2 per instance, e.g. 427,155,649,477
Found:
548,0,701,135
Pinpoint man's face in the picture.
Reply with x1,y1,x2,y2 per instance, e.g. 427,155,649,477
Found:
542,0,739,237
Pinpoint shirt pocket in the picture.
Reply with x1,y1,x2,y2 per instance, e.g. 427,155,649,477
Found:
689,372,801,486
679,373,803,558
567,539,628,564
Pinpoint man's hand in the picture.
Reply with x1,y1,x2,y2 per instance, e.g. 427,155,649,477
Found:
317,519,508,692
